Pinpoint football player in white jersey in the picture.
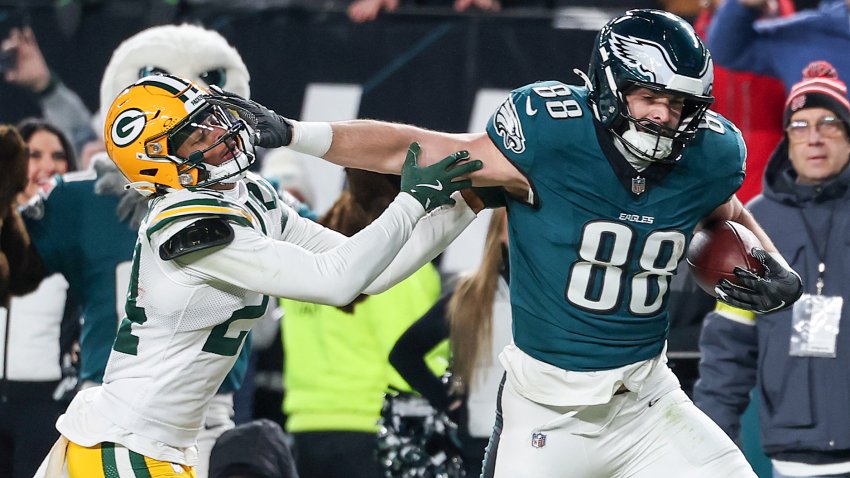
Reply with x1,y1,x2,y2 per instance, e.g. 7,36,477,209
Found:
34,74,482,478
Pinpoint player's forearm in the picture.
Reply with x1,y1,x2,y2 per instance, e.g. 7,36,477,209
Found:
705,196,778,253
321,120,427,173
364,192,476,294
727,200,779,253
323,120,483,173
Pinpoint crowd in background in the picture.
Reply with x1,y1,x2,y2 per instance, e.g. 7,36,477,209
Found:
0,0,849,477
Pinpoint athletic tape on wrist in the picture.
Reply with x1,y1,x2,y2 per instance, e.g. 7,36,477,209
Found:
289,120,333,157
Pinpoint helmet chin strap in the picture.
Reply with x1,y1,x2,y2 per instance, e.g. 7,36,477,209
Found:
620,122,674,161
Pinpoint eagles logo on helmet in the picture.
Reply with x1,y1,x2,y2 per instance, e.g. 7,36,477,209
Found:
104,74,256,196
584,9,714,163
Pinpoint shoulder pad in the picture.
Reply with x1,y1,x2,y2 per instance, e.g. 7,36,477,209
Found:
146,193,252,241
159,217,234,261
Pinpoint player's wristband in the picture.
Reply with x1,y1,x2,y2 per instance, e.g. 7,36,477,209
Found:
288,120,333,157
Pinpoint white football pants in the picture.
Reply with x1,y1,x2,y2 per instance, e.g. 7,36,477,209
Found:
484,374,756,478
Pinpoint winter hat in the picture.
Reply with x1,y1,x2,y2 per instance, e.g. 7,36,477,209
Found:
784,61,850,130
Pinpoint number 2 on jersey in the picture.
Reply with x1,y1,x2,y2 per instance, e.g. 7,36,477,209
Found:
566,221,686,315
114,243,265,357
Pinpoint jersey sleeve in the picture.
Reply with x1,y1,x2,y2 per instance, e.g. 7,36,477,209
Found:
697,111,747,203
485,83,542,174
172,193,425,307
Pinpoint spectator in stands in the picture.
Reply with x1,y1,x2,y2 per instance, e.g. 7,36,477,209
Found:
389,208,511,478
281,169,448,478
1,27,96,157
0,125,30,305
695,61,850,478
707,0,850,96
209,419,298,478
15,119,75,207
0,123,65,478
695,0,793,202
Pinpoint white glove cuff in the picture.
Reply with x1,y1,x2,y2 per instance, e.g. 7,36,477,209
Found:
288,120,333,157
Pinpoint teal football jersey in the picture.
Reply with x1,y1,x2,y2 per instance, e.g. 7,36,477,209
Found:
486,81,745,371
24,170,250,390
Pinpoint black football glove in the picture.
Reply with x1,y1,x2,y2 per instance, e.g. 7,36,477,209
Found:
400,142,483,212
716,248,803,314
206,86,293,149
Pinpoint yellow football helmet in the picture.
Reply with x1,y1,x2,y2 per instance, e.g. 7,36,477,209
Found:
104,74,255,195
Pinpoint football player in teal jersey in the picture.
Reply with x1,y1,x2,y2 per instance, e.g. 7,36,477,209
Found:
210,9,804,477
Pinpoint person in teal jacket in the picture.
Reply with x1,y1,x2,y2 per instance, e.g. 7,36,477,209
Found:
281,169,447,478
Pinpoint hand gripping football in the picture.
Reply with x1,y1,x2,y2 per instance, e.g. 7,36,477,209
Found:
686,220,766,297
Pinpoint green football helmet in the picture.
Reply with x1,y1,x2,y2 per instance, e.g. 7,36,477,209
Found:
586,9,714,163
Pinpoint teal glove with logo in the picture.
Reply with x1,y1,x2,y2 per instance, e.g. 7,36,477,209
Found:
400,142,483,212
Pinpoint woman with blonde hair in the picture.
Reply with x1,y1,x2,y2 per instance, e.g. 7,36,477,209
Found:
390,208,511,477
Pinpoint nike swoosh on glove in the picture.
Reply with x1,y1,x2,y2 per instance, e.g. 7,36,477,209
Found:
715,248,803,314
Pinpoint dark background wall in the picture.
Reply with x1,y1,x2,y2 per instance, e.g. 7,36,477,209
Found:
0,3,598,130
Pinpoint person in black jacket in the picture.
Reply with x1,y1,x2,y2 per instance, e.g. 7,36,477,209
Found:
695,61,850,478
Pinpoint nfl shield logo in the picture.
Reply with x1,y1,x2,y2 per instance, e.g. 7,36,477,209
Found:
531,432,547,448
632,176,646,195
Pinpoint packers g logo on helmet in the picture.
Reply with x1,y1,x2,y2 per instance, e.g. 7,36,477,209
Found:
104,74,255,196
110,108,147,147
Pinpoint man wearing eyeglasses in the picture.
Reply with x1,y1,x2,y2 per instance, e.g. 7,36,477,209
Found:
695,60,850,478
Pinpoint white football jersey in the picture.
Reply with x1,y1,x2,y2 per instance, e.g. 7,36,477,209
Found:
97,173,282,450
55,173,477,465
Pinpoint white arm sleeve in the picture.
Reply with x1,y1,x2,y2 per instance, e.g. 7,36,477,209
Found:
363,192,476,294
174,193,424,306
279,204,347,253
278,191,476,294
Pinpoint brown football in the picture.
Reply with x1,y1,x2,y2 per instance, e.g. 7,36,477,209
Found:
686,220,766,298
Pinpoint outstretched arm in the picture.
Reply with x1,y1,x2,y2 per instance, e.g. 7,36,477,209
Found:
325,122,530,195
179,196,421,306
206,92,530,195
280,190,476,295
172,145,479,305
